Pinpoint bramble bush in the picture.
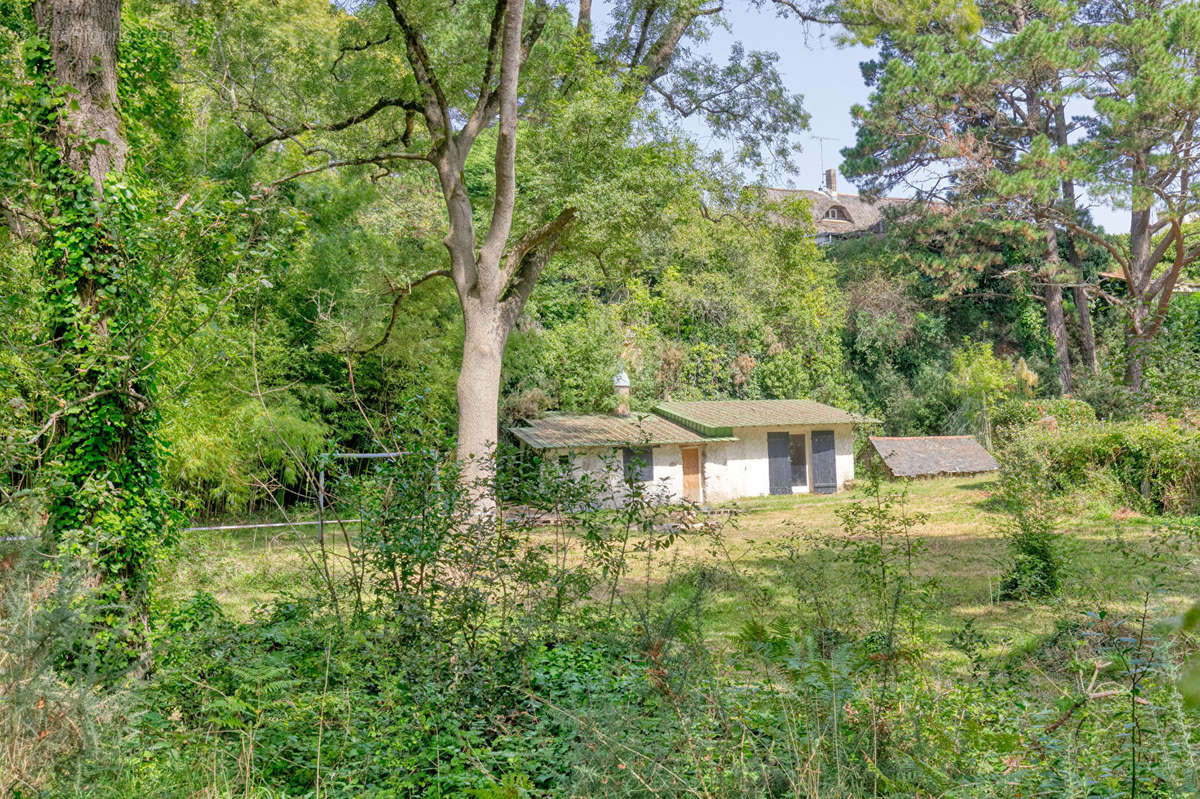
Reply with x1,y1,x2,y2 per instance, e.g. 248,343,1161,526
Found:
1001,419,1200,514
993,395,1097,443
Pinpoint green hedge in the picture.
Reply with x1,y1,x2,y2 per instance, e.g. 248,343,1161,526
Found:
1002,420,1200,514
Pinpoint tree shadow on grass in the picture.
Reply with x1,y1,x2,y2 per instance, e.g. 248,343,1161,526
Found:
954,479,998,492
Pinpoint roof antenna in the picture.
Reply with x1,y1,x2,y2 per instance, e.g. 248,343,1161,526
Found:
811,135,838,188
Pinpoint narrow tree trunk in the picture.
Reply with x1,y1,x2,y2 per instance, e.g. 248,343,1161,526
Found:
1042,225,1073,394
1053,98,1099,378
1070,283,1099,377
1044,281,1072,394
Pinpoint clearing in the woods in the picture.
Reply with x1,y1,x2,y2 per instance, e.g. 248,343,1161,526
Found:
168,475,1193,668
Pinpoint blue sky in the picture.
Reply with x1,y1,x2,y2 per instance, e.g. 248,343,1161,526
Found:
683,5,877,197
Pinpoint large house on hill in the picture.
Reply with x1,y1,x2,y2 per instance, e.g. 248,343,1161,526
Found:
769,169,924,244
510,374,878,504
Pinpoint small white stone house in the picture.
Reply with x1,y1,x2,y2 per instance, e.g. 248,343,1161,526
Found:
510,398,877,504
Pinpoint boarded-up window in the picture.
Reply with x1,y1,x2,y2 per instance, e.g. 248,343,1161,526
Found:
622,446,653,483
790,434,807,487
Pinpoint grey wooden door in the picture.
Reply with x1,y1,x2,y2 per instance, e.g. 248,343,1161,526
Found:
767,432,792,495
811,430,837,494
789,433,807,488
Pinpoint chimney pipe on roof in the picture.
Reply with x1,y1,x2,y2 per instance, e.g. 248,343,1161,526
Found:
824,168,837,193
613,368,630,417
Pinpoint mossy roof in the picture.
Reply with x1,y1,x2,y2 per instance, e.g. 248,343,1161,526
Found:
509,413,731,449
655,399,878,438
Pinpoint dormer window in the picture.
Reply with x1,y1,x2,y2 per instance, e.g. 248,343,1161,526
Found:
824,206,850,221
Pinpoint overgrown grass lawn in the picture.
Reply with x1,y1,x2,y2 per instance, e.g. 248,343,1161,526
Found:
166,475,1197,673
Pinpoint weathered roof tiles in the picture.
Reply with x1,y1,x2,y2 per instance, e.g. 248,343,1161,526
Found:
869,435,999,478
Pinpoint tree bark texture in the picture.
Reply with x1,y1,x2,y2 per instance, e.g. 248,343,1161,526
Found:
1042,225,1073,393
33,0,126,189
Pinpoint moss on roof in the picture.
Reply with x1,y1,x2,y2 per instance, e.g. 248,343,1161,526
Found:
509,413,729,449
654,399,878,437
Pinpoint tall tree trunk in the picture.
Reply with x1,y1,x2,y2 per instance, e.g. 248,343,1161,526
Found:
1063,238,1099,380
1053,97,1099,378
33,0,170,665
1069,282,1098,378
34,0,126,189
577,0,592,36
456,302,507,513
434,0,528,515
1124,334,1147,391
1043,225,1073,393
1124,301,1150,392
1125,155,1154,392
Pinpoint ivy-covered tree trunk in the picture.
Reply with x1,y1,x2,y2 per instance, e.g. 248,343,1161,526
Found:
31,0,172,663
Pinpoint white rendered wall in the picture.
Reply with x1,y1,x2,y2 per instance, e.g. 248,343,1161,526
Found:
543,424,856,505
546,445,685,504
702,424,856,502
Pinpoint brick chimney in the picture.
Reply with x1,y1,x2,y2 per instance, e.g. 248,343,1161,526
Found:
824,168,837,193
613,369,630,417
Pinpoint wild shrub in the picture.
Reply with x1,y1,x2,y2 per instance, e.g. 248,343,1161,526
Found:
998,501,1062,599
0,540,127,798
1002,419,1200,514
992,395,1097,443
996,456,1063,599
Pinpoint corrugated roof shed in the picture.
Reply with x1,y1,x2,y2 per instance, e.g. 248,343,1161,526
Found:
510,413,727,449
655,399,878,437
869,435,999,478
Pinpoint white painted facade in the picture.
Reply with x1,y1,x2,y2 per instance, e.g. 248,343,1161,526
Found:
701,423,856,502
545,423,856,504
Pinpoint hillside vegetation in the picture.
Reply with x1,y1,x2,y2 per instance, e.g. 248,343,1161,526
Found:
3,0,1200,797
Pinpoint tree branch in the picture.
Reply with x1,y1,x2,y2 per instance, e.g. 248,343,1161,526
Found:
385,0,452,141
247,95,422,154
767,0,837,24
500,209,577,329
476,0,527,289
501,207,578,286
266,151,434,189
331,32,392,76
638,4,722,83
359,268,452,354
